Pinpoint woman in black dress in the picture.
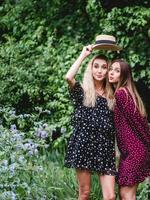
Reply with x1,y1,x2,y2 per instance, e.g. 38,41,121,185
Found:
65,45,116,200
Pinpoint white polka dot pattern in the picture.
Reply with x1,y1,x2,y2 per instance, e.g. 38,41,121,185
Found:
65,82,116,175
114,88,150,186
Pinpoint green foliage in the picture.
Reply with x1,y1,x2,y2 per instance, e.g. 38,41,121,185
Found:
0,1,149,199
0,0,149,160
101,6,150,82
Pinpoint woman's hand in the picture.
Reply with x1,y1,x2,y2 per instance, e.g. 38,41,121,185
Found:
80,45,93,59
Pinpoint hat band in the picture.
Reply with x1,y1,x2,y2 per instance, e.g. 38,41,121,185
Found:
96,40,116,45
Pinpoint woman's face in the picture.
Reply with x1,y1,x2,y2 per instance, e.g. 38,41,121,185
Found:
92,58,108,82
108,62,121,84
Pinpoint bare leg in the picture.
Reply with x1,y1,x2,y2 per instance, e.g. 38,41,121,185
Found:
119,184,138,200
99,175,116,200
76,169,91,200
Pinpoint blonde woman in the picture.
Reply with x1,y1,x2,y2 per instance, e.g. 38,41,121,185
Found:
64,45,116,200
108,59,150,200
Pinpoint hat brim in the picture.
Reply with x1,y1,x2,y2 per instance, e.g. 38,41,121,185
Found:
93,44,122,51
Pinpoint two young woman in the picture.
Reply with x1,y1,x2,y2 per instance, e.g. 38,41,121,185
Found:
65,45,150,200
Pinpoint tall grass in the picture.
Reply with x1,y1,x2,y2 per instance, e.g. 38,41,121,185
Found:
49,152,149,200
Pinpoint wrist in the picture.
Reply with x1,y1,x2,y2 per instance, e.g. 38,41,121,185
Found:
79,53,86,61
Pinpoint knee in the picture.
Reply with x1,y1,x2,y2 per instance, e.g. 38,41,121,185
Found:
103,193,115,200
120,192,136,200
79,185,90,200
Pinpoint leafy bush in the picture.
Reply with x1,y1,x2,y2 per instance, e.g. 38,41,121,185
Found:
0,0,150,114
0,1,150,198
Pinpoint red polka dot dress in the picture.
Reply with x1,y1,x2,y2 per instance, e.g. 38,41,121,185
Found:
114,88,150,186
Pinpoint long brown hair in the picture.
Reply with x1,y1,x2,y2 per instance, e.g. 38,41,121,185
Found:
111,59,146,116
82,55,114,109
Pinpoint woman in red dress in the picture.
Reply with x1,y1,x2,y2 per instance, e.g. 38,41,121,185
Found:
108,59,150,200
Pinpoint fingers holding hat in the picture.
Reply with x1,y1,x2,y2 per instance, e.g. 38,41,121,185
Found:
81,44,93,58
85,44,93,52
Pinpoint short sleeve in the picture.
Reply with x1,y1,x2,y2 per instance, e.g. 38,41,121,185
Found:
69,81,84,107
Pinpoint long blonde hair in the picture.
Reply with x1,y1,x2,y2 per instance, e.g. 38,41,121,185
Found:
112,59,146,116
82,55,114,109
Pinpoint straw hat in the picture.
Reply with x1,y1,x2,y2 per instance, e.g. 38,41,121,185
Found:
93,34,122,51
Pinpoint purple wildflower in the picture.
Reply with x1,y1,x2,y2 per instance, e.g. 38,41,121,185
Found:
10,124,17,133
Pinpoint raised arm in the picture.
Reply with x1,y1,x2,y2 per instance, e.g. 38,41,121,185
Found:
65,45,93,88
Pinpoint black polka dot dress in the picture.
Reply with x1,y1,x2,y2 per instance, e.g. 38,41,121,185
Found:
65,82,116,175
